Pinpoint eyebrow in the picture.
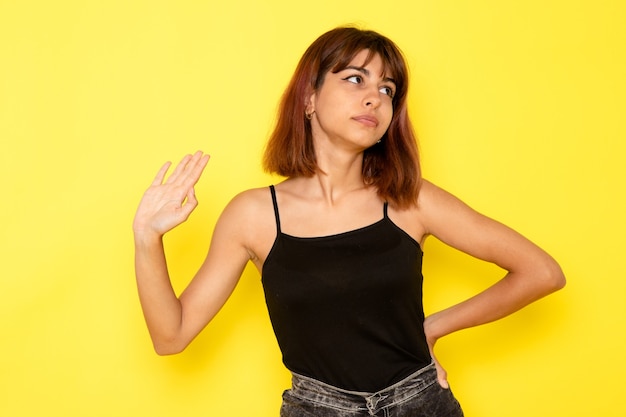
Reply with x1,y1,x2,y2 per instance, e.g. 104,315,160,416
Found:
344,65,397,86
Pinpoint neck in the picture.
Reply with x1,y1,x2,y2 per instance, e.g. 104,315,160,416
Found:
306,142,368,205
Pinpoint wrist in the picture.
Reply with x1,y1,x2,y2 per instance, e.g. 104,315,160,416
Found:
133,228,163,246
424,313,445,345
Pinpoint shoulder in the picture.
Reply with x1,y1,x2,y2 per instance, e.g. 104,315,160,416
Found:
415,180,565,284
211,185,278,265
387,179,477,245
384,180,439,245
219,186,275,225
227,186,273,207
417,180,470,220
417,179,459,206
415,180,528,264
415,179,487,237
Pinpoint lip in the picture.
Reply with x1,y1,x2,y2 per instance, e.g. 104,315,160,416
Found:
352,114,379,127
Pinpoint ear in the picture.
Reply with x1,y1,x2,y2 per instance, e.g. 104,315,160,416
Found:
304,88,316,116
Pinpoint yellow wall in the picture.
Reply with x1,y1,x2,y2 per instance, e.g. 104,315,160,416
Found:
1,1,624,415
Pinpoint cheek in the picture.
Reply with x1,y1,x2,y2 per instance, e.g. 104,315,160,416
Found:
381,105,394,129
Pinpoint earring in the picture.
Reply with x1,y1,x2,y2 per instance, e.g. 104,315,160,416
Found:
305,111,314,120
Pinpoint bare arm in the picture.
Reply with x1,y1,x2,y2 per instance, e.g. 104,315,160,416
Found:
418,180,565,386
132,152,251,355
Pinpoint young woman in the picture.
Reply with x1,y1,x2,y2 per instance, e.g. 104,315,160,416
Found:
133,27,565,416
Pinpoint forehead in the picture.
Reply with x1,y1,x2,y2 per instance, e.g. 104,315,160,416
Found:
333,49,395,80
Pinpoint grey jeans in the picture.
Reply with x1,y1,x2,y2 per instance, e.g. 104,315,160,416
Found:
280,363,464,417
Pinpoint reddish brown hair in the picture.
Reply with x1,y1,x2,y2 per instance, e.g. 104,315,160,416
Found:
263,26,421,208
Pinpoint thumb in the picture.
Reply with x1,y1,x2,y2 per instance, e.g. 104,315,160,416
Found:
437,372,450,389
432,357,450,389
179,187,199,220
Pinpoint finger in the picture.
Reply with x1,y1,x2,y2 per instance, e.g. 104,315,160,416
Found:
189,153,210,181
179,186,199,220
428,344,450,390
151,161,172,186
179,153,210,189
165,153,194,184
168,152,208,186
432,358,450,389
437,368,449,389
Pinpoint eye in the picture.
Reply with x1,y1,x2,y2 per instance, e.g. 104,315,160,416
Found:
379,86,395,98
343,75,363,84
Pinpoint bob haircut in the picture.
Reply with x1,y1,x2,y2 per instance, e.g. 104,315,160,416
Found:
263,26,421,208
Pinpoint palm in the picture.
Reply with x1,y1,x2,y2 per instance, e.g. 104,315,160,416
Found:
133,152,210,236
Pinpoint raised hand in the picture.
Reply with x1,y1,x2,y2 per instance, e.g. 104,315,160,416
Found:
133,151,210,237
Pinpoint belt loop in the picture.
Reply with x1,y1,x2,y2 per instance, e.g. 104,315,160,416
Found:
365,392,389,415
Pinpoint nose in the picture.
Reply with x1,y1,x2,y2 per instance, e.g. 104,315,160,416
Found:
363,86,381,109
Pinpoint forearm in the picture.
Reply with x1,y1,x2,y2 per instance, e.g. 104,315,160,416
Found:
425,264,565,344
134,231,185,354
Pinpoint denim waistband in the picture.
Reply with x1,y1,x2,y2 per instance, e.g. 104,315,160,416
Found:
289,362,438,415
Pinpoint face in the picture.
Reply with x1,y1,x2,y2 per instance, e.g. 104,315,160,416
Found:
306,50,396,152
